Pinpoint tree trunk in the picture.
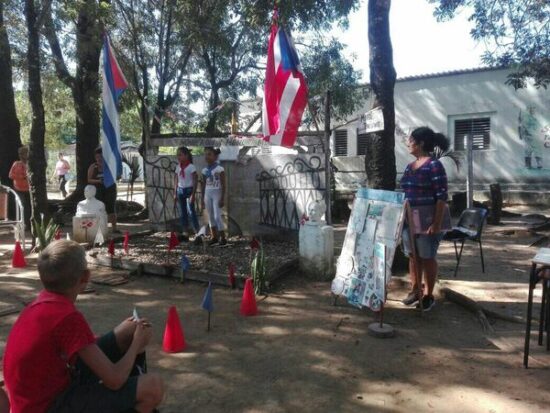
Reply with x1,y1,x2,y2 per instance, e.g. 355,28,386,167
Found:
24,0,49,221
205,86,221,135
365,0,396,190
66,0,103,202
0,1,22,187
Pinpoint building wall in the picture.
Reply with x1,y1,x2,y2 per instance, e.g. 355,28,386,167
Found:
334,68,550,190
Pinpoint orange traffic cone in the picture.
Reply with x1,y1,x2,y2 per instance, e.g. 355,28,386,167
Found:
12,241,26,268
162,306,186,353
240,278,258,316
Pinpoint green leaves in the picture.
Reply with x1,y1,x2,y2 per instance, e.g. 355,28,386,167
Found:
32,214,60,252
251,239,267,295
429,0,550,89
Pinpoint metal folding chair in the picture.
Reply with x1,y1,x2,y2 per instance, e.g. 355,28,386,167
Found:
443,207,488,277
0,184,26,250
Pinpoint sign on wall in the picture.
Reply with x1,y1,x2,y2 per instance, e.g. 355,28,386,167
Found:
363,107,385,134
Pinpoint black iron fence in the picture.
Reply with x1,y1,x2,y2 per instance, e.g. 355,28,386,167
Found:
257,155,326,231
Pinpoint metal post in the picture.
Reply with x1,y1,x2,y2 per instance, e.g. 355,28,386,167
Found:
324,90,332,225
465,134,474,209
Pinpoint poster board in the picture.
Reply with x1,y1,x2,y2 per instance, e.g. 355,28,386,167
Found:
331,188,405,311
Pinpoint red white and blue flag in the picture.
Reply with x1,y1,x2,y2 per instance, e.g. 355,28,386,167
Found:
101,35,128,188
262,18,308,148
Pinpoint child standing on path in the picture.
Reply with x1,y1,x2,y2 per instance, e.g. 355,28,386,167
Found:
174,146,200,242
3,240,164,413
201,147,227,246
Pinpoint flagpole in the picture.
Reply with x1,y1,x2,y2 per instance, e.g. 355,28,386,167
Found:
324,90,332,226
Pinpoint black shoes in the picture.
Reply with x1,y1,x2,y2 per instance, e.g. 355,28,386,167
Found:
416,295,436,311
402,292,420,306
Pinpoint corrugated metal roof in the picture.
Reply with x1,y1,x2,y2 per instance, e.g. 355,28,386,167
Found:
396,66,505,82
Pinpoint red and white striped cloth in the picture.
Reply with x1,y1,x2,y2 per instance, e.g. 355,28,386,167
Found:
262,21,308,148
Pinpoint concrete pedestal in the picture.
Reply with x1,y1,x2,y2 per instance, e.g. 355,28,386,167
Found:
73,215,105,244
299,222,334,280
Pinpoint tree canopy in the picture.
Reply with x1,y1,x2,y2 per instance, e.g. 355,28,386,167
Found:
429,0,550,88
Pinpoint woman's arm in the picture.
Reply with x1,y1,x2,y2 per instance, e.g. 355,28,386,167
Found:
87,164,101,185
428,159,448,235
427,199,446,234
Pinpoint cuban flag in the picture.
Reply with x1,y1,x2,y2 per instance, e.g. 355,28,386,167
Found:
101,35,128,188
262,21,308,148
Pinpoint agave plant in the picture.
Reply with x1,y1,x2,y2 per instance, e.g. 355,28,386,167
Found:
122,154,142,202
33,214,60,252
251,240,267,295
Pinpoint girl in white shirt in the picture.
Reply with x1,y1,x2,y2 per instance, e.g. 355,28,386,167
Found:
200,147,227,246
174,146,200,241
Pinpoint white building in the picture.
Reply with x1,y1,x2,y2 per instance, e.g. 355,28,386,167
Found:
333,67,550,196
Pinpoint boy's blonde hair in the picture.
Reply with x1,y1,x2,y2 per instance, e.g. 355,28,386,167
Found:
37,240,88,293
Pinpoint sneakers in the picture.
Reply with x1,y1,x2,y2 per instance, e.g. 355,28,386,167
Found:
402,292,420,306
416,295,436,311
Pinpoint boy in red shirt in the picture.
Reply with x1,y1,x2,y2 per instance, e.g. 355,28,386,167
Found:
3,240,164,413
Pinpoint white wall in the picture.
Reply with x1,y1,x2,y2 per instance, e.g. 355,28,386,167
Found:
335,68,550,188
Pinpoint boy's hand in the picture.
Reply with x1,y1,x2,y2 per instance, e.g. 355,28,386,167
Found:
133,319,153,353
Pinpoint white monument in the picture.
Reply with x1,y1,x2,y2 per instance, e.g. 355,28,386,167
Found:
73,185,108,244
299,200,335,280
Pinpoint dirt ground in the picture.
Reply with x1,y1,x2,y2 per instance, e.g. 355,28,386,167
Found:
1,210,550,413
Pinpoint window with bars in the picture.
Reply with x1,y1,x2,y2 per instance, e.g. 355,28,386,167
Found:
454,117,491,150
334,130,348,156
357,132,368,156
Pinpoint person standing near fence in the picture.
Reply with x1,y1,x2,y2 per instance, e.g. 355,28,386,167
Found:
51,153,70,198
9,146,31,231
200,147,227,246
87,147,119,233
173,146,201,244
400,127,449,311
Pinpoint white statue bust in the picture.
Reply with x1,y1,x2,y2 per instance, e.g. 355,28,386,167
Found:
306,200,326,224
76,185,108,232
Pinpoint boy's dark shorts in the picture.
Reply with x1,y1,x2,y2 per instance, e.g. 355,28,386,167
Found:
49,331,138,413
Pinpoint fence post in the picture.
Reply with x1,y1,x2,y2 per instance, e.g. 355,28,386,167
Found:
324,90,332,225
465,134,474,209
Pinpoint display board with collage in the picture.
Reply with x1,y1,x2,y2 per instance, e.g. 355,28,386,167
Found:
331,189,406,311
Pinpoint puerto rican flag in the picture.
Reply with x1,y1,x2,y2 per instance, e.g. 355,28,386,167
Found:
262,21,308,148
101,35,128,188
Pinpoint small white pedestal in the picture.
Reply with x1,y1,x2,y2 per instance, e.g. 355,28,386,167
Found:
299,221,334,280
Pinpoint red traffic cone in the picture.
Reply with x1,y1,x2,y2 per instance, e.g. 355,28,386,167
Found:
168,231,179,251
240,278,258,316
12,241,26,268
162,306,186,353
123,231,130,254
108,239,115,256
